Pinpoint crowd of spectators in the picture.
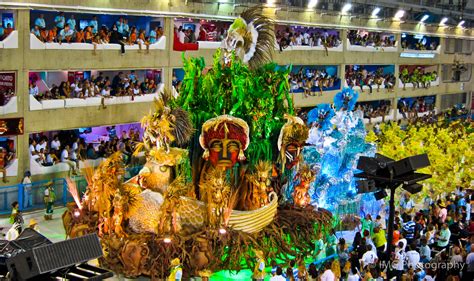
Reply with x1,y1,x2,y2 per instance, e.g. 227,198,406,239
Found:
0,145,16,183
175,25,228,43
267,189,474,281
357,101,392,122
289,68,341,97
0,22,14,41
347,30,396,48
276,27,341,52
30,12,163,53
0,88,15,106
29,71,160,101
399,67,438,89
401,36,439,51
268,188,474,280
407,104,471,125
346,66,396,93
398,97,436,120
29,127,140,175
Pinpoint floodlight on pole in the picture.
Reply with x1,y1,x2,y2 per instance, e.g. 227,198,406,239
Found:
371,7,381,17
341,3,352,14
308,0,318,9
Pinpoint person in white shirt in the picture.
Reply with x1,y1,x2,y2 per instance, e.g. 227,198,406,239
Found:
72,138,79,152
389,243,406,280
50,135,61,151
320,262,335,281
398,234,407,252
400,193,415,215
61,145,78,175
303,32,310,45
419,238,431,263
295,33,303,45
101,86,111,97
270,267,285,281
29,139,39,161
29,82,39,97
35,139,47,153
347,267,360,281
316,36,322,46
22,171,32,208
360,245,378,268
178,26,186,43
405,244,420,269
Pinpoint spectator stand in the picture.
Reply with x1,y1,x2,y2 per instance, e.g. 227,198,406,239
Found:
0,72,17,115
286,65,342,96
28,70,164,111
401,33,441,55
345,65,396,93
0,11,18,49
356,100,395,124
398,65,440,89
29,10,165,51
275,25,343,53
0,136,18,179
396,95,437,120
346,29,397,52
171,68,185,97
0,164,143,215
29,123,144,176
173,18,231,50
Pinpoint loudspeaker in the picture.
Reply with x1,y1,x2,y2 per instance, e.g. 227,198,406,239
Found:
374,189,388,200
392,154,430,177
357,154,395,177
356,179,377,193
357,157,381,175
7,234,103,281
403,183,423,194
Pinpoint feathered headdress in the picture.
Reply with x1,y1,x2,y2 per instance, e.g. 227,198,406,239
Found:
334,87,359,111
137,91,193,154
278,114,309,172
277,114,308,151
199,115,250,161
307,104,335,130
223,5,275,69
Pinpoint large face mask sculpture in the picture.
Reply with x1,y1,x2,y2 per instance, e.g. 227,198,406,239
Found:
278,115,309,172
200,115,250,169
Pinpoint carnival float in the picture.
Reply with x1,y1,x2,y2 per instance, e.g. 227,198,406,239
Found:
62,6,380,280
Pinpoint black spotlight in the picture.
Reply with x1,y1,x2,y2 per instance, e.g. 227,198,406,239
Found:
374,189,388,200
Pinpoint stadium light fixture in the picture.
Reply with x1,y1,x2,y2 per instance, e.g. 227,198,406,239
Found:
308,0,318,9
394,10,405,20
341,3,352,14
440,17,448,25
420,14,429,23
371,7,381,17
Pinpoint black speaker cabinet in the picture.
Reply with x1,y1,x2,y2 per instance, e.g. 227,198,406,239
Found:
7,234,103,280
392,154,430,177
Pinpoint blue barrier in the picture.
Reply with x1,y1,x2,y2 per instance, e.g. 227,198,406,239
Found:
0,165,143,216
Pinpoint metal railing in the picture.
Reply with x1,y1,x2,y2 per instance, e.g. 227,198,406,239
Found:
0,165,143,215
